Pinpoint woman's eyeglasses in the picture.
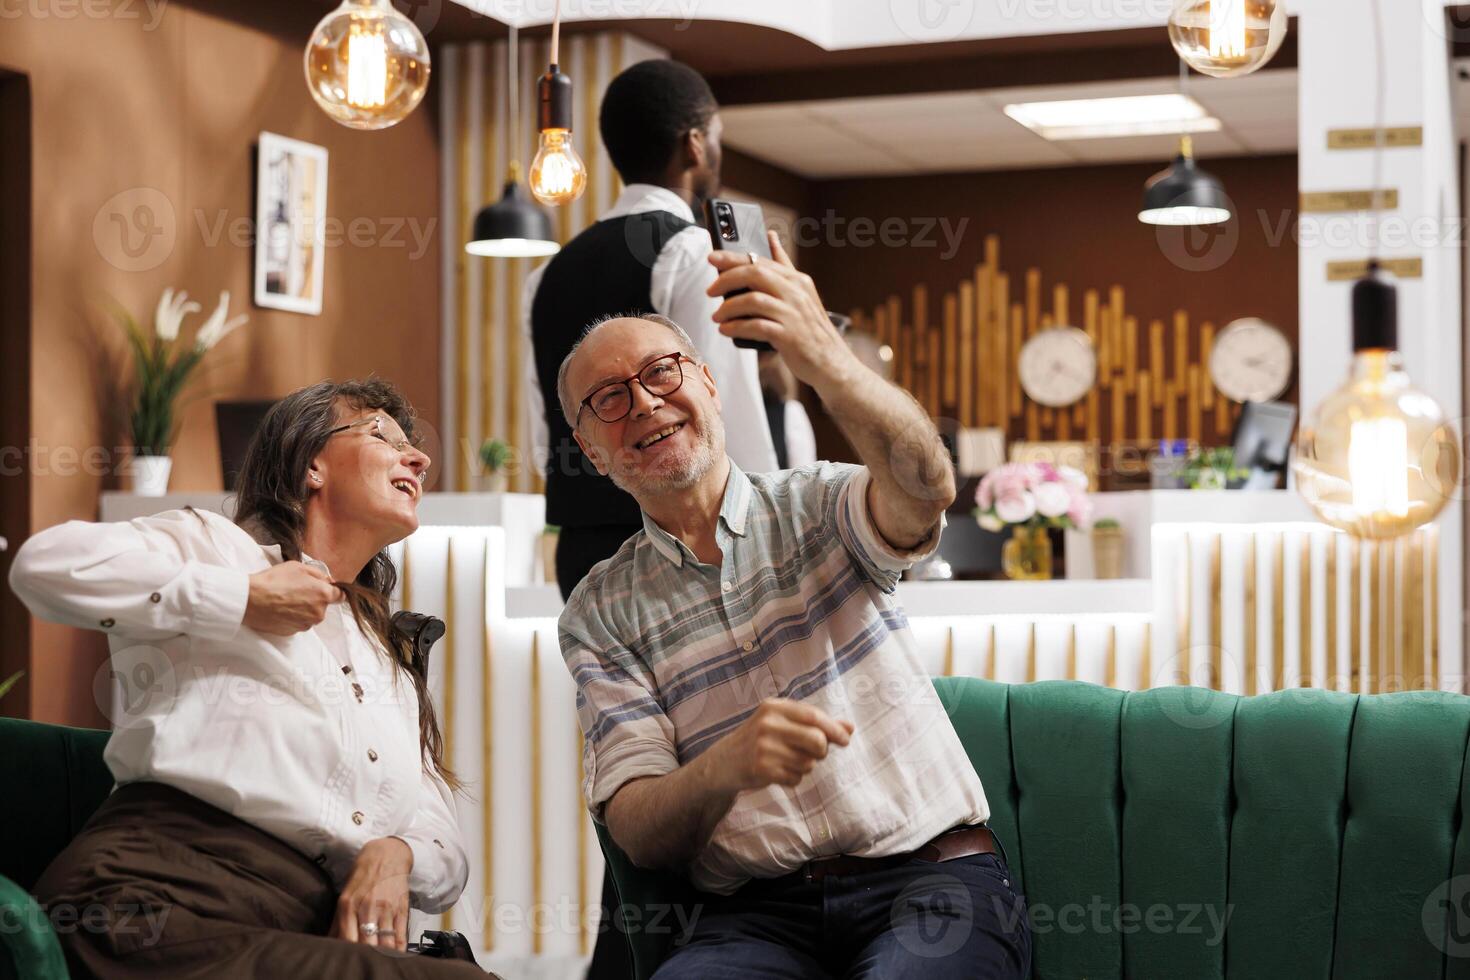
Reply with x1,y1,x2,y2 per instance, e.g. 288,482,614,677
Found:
327,415,426,481
577,352,695,425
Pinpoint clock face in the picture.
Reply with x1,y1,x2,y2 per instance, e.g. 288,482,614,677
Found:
1018,327,1097,408
1209,318,1294,403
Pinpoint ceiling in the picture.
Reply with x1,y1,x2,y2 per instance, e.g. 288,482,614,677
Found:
720,70,1301,180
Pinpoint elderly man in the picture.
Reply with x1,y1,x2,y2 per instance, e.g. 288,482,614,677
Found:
556,236,1031,979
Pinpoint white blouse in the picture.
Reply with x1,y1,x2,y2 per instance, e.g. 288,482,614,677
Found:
8,507,467,913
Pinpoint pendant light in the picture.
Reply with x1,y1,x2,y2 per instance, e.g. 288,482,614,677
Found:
1139,63,1231,227
466,26,559,259
305,0,430,131
1292,0,1461,539
1138,134,1232,226
528,0,588,206
1168,0,1288,79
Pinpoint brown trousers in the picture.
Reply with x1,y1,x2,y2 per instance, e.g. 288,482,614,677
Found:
33,782,492,980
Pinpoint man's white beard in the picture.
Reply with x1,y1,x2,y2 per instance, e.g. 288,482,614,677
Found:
610,419,725,497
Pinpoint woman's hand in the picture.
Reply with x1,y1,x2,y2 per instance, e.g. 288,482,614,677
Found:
329,837,413,951
243,561,342,635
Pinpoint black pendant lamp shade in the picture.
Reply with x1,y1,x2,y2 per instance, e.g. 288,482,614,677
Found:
465,177,559,258
1138,136,1231,227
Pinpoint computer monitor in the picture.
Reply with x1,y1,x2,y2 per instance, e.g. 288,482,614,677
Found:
1231,400,1298,490
215,400,277,492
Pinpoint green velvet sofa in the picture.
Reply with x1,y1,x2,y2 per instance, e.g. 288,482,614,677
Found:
598,677,1470,979
6,678,1470,979
0,718,111,980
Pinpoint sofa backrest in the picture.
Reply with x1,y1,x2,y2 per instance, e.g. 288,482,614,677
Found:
0,719,112,892
600,677,1470,979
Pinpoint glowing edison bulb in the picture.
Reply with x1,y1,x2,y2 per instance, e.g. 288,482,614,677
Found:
529,129,588,206
1295,350,1461,540
1168,0,1287,78
304,0,430,131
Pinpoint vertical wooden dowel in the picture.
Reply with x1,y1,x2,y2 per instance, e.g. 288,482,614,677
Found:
1298,532,1312,688
959,281,975,427
1025,269,1041,337
943,292,958,410
1350,536,1363,693
986,622,998,682
1405,532,1424,689
1326,534,1339,690
1163,384,1179,441
1272,532,1285,692
942,626,955,677
1137,372,1153,442
1209,533,1222,690
1187,365,1203,445
1140,622,1153,690
1086,388,1101,445
1111,379,1128,446
928,330,942,418
1026,623,1037,683
1428,530,1440,690
1010,305,1024,419
1066,624,1078,681
1368,539,1380,694
1173,311,1189,391
1124,316,1139,392
1200,323,1217,411
1098,308,1114,388
1150,320,1166,408
1105,625,1118,690
1244,533,1258,696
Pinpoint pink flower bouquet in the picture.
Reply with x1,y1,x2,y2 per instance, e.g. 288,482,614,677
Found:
974,462,1093,532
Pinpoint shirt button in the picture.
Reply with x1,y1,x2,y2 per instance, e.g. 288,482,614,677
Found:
743,640,755,652
721,581,733,594
149,592,161,604
352,811,365,826
100,618,115,628
367,749,378,762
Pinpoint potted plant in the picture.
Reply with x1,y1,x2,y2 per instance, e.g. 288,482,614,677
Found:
1182,446,1250,490
478,438,514,492
1092,517,1125,580
114,289,248,496
540,524,560,589
974,462,1093,580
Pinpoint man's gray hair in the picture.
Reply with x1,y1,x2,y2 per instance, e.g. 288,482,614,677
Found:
556,313,703,424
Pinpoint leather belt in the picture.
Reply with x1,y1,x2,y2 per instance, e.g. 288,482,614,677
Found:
798,824,998,885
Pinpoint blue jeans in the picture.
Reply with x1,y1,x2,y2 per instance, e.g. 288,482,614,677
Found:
651,849,1031,979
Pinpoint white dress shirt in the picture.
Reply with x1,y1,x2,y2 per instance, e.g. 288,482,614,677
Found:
521,183,778,474
8,507,468,913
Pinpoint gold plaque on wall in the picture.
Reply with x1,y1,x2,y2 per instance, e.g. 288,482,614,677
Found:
1327,127,1423,150
1326,258,1423,281
1300,189,1399,212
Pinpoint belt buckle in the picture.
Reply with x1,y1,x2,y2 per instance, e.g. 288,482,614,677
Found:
802,865,816,885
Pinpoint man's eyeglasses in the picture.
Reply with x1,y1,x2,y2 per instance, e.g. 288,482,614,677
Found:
327,415,425,480
577,352,696,425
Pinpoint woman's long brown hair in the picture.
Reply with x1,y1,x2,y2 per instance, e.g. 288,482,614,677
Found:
231,379,460,792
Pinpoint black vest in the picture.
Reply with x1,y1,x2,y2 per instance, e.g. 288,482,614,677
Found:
530,210,694,529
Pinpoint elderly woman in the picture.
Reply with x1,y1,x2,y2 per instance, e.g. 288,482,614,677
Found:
10,380,490,979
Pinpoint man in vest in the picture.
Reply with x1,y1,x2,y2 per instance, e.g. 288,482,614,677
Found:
523,58,777,603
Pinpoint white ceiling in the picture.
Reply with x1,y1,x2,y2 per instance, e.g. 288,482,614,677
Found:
720,70,1302,179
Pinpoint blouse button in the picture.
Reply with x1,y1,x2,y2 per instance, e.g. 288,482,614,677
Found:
352,811,365,826
367,749,378,763
100,618,115,628
721,581,733,594
149,593,161,604
743,640,755,652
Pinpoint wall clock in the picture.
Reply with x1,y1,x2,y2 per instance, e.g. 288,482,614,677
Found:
1018,326,1097,408
1209,318,1294,402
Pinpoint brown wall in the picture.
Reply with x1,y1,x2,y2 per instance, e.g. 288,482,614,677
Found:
0,2,442,726
803,155,1300,391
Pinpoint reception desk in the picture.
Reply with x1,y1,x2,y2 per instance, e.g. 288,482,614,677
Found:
95,488,1461,976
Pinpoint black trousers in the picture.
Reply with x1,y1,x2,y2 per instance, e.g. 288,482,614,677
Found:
557,524,641,980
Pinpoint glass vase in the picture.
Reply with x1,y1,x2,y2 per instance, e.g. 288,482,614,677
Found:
1002,524,1053,581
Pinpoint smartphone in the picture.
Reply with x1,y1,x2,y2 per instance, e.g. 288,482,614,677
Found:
704,197,775,352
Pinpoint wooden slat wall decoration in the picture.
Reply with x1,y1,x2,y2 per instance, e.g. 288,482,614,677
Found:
851,235,1257,465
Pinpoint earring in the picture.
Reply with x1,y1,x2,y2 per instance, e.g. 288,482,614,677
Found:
311,474,323,485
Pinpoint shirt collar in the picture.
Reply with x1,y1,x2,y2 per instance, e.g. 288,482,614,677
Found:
640,459,752,567
604,183,696,225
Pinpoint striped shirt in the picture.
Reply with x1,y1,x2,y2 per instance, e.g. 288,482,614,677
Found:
559,460,989,894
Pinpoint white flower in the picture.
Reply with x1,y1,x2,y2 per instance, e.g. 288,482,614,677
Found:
154,288,200,342
994,491,1036,524
977,512,1004,533
1035,481,1072,519
195,291,249,351
1059,465,1089,490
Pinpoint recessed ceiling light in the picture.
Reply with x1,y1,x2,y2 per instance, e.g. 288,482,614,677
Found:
1003,94,1222,141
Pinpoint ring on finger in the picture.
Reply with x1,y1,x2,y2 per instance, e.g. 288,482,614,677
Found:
359,922,379,937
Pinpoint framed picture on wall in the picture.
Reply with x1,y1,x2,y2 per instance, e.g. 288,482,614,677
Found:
254,132,327,315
